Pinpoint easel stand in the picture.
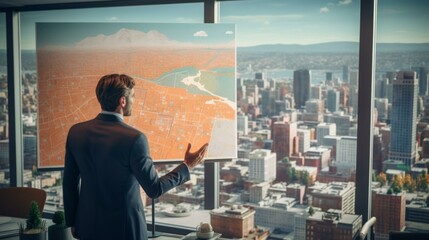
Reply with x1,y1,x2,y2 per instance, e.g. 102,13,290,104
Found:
148,198,161,238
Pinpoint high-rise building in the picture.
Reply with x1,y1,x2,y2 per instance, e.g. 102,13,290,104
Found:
327,89,340,113
375,98,389,122
335,136,357,173
297,128,311,154
305,146,331,170
412,66,428,96
306,99,324,114
294,211,309,240
326,72,333,82
249,181,270,203
308,182,355,214
372,188,406,240
293,69,311,109
273,121,297,160
389,71,418,167
348,86,358,115
349,69,358,87
306,209,362,240
342,65,349,83
373,134,385,173
237,113,249,135
246,83,259,106
302,99,324,122
316,123,336,146
375,78,389,99
261,88,276,116
210,205,255,239
311,85,322,100
324,112,352,136
248,149,277,182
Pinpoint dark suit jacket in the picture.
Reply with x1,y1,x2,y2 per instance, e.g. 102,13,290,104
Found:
63,113,190,240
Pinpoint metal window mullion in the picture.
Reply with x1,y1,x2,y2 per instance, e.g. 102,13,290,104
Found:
355,0,377,225
6,10,23,187
203,0,220,210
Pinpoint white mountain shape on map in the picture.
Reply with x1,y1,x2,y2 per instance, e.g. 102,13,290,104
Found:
75,28,183,49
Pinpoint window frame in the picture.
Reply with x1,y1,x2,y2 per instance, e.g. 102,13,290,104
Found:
2,0,377,232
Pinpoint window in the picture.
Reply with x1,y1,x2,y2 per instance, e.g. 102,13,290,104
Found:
220,0,361,237
0,12,8,187
19,3,205,229
3,0,427,238
372,0,429,236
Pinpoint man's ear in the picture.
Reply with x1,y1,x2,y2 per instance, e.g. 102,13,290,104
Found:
119,96,126,108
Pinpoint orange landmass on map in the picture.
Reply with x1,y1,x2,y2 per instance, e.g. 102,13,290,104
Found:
37,47,235,167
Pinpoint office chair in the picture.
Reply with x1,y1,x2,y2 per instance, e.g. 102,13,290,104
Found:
0,187,47,218
359,217,376,240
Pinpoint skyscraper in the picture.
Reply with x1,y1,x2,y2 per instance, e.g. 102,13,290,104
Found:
389,71,418,167
293,69,311,109
342,65,349,83
412,66,428,96
316,123,336,146
248,149,277,182
261,88,276,116
273,121,298,160
336,136,357,173
327,89,340,113
372,189,406,240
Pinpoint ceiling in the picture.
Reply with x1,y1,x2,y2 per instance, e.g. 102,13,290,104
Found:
0,0,113,8
0,0,196,9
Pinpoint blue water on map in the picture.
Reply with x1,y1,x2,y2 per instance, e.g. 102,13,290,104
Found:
154,66,235,103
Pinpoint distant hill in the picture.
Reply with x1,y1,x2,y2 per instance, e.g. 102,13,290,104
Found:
238,42,429,53
0,42,428,70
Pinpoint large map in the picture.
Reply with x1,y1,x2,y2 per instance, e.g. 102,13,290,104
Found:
36,23,237,168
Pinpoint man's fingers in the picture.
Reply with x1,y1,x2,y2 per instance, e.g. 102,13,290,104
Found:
186,143,192,154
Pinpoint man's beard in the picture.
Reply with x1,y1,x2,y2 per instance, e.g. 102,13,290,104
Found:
123,97,132,116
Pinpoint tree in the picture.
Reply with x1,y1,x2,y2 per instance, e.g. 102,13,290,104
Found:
403,174,416,193
282,157,289,163
390,175,403,192
291,168,298,182
377,172,387,186
301,171,309,185
417,172,429,192
308,206,315,216
286,168,292,181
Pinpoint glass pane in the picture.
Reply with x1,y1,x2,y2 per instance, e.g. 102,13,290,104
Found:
373,0,429,238
20,2,204,227
0,12,8,187
220,0,361,239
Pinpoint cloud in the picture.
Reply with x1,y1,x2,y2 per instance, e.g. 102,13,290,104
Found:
225,31,234,35
193,31,208,37
338,0,352,6
320,7,330,13
73,28,183,49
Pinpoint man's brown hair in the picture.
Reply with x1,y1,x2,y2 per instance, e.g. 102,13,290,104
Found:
96,74,135,111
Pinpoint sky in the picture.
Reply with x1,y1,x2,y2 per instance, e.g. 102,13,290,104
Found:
36,22,235,49
0,0,428,49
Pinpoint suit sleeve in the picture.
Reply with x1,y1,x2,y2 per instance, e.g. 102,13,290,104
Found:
63,131,81,227
129,133,190,199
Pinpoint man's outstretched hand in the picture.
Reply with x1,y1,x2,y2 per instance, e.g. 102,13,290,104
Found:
184,143,209,170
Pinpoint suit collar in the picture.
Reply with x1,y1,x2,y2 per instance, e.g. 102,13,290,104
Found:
96,113,124,122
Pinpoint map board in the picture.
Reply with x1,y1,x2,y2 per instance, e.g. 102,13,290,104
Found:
36,23,237,168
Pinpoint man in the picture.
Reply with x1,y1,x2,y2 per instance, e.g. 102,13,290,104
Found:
63,74,208,240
